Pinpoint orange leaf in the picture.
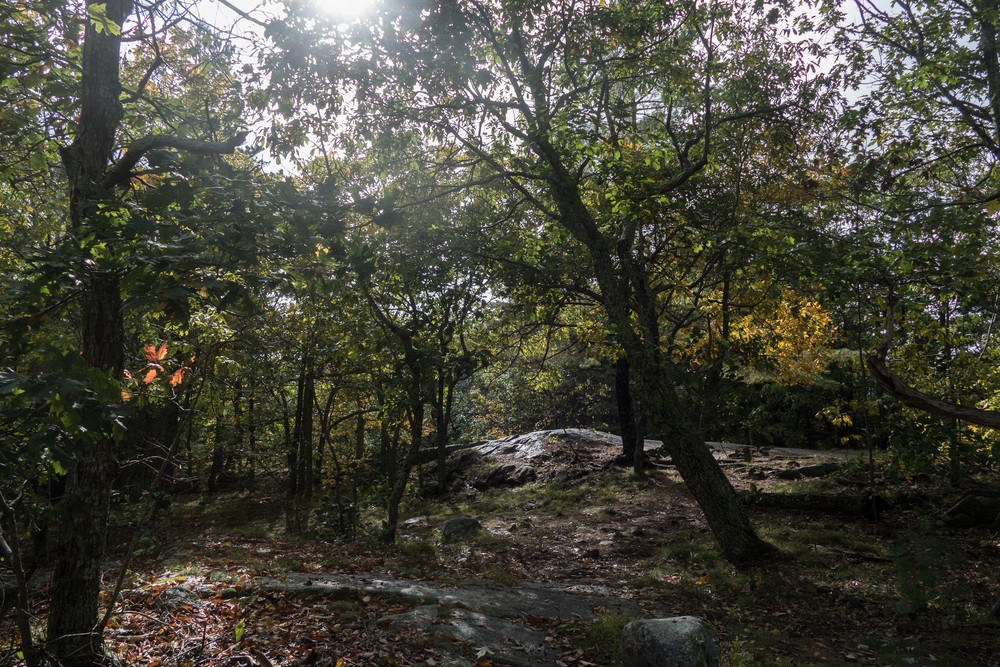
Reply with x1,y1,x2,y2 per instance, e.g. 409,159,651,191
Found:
156,342,168,361
121,390,131,402
143,344,158,362
143,368,157,385
169,368,187,387
123,369,133,380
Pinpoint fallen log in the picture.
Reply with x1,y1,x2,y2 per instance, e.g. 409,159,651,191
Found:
741,491,888,521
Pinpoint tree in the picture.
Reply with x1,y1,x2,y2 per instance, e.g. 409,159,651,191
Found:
263,0,826,562
0,2,249,664
343,167,491,539
833,0,1000,446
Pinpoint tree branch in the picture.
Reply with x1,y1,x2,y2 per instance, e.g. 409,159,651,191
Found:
867,295,1000,429
103,130,247,188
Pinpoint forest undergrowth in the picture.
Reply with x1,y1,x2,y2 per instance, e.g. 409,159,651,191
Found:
3,452,999,667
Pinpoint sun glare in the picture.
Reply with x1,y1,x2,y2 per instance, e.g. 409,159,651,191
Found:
313,0,378,21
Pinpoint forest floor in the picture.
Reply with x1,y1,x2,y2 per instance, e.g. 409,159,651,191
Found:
4,438,1000,666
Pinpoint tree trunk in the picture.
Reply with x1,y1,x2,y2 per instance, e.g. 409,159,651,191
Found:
542,172,773,565
433,375,458,494
635,352,775,564
287,361,315,533
207,418,226,492
247,395,257,484
615,356,639,464
42,1,132,663
382,360,424,544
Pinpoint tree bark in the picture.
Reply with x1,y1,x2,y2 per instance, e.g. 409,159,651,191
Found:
381,353,424,544
541,165,773,565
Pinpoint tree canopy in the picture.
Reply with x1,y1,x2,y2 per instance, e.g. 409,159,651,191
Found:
1,0,999,664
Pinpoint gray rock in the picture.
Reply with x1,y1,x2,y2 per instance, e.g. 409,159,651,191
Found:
441,517,482,540
621,617,719,667
480,463,537,489
796,462,841,478
549,467,570,484
154,586,203,611
402,516,428,528
472,429,663,460
254,571,650,621
380,605,553,667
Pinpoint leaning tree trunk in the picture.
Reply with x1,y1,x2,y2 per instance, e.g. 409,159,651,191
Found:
633,340,775,564
544,171,773,565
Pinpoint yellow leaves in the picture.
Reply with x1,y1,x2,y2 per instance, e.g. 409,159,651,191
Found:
817,404,852,428
732,288,838,386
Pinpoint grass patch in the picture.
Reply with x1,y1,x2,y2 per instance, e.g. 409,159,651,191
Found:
723,633,796,667
576,611,634,666
651,529,724,567
395,539,440,567
484,567,520,586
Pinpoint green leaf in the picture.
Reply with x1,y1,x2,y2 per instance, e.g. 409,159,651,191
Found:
87,3,121,35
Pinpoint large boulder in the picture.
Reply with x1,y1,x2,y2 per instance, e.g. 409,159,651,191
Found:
441,516,482,541
621,617,719,667
472,429,663,460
